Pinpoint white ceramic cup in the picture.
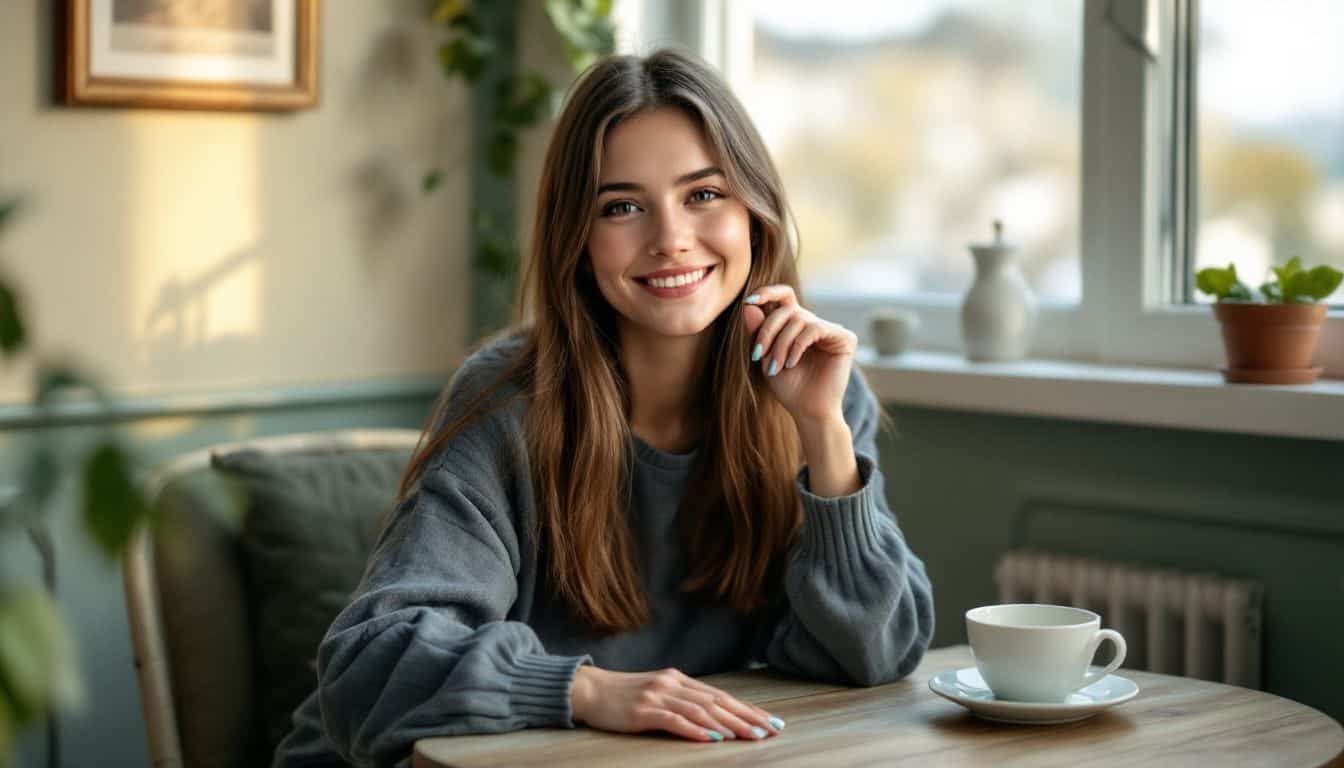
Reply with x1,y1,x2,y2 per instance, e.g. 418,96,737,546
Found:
869,309,919,356
965,604,1127,703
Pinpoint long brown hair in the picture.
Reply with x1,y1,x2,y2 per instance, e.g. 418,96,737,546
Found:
398,49,804,635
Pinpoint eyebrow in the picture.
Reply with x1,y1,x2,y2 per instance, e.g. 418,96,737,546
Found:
596,166,724,195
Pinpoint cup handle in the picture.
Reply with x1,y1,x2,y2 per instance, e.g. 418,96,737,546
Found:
1081,629,1127,688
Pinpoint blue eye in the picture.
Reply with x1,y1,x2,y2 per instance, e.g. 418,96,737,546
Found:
601,201,640,217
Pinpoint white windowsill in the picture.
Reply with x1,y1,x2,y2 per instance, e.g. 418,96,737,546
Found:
858,349,1344,442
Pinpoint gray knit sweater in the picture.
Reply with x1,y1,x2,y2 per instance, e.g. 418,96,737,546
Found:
274,335,934,767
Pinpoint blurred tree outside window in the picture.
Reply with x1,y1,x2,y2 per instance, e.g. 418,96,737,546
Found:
746,0,1083,303
1191,0,1344,306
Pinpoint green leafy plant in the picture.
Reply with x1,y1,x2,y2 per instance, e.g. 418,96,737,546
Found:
1195,258,1343,304
426,0,615,282
0,197,150,767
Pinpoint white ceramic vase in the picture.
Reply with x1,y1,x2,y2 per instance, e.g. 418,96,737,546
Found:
961,221,1037,362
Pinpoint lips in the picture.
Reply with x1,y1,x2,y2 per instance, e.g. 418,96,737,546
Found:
634,265,715,297
635,265,714,286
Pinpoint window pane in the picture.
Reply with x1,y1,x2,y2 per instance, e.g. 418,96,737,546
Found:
747,1,1082,301
1194,0,1344,304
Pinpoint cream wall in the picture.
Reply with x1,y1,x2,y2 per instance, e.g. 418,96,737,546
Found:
2,5,575,766
0,1,472,403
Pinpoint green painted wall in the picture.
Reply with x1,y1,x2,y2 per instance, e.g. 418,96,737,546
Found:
878,405,1344,721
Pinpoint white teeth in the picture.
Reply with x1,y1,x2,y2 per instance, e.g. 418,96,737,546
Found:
646,269,705,289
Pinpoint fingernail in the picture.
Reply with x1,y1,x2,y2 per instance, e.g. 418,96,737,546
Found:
785,358,796,369
707,730,723,742
751,344,763,362
767,360,779,376
744,294,761,304
768,716,786,731
750,726,769,739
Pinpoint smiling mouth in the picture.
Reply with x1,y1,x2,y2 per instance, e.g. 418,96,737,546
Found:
634,265,715,290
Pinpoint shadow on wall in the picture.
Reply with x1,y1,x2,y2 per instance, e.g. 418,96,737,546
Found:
119,12,472,394
347,21,472,265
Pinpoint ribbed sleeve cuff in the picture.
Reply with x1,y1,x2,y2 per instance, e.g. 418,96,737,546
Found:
503,653,592,729
796,454,885,557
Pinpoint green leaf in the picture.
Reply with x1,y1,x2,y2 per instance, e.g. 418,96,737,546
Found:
1275,262,1344,303
545,0,616,70
1195,264,1250,301
0,199,17,233
495,74,553,127
430,0,468,25
1301,265,1344,301
473,212,516,278
437,33,495,83
475,238,516,278
16,446,60,525
422,170,444,194
1270,257,1302,296
1259,281,1282,302
486,129,518,177
0,588,83,727
0,281,25,357
447,10,481,33
0,691,14,768
82,442,148,558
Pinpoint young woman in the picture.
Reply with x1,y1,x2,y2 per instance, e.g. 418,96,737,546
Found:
275,48,934,767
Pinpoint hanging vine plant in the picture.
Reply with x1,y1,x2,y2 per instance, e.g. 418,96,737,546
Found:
424,0,615,302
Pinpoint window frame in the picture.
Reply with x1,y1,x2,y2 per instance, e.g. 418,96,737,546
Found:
622,0,1344,377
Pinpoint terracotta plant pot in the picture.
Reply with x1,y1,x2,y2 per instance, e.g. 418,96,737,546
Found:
1213,303,1327,384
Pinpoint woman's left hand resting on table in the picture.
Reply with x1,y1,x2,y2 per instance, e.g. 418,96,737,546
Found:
742,284,862,497
570,665,784,742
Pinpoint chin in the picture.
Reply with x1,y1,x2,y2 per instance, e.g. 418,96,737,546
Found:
651,317,715,338
641,307,722,338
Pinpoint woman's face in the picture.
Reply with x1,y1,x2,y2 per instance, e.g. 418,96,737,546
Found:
587,107,753,342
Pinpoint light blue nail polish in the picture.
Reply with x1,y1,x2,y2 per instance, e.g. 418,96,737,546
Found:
744,294,761,304
785,358,796,369
768,360,779,376
707,730,723,742
768,716,786,731
751,344,763,362
750,726,769,739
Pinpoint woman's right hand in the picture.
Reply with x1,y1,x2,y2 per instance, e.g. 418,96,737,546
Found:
570,665,786,742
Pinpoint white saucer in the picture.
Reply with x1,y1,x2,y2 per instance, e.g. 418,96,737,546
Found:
928,666,1139,725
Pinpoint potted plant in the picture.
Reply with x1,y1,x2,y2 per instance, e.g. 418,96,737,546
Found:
1196,257,1342,384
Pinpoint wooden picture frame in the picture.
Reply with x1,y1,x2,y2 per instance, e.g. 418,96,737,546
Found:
59,0,319,112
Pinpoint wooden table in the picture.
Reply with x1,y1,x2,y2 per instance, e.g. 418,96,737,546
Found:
415,645,1344,767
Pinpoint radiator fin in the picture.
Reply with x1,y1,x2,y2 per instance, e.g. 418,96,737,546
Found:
993,550,1263,688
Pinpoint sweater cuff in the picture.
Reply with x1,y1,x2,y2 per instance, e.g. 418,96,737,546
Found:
795,453,884,557
502,652,592,729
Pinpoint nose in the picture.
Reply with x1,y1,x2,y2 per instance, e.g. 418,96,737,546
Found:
647,203,694,258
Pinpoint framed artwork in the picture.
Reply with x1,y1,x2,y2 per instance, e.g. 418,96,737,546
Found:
60,0,319,111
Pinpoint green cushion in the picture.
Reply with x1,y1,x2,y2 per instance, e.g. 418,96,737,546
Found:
211,445,412,758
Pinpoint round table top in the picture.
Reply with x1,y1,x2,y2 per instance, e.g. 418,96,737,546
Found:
415,644,1344,767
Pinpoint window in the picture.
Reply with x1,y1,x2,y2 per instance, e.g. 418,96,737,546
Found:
748,1,1083,303
620,0,1344,374
1183,0,1344,306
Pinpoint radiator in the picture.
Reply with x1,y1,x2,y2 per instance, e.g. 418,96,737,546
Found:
993,550,1264,688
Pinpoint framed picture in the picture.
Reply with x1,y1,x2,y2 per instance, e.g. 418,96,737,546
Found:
60,0,319,111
